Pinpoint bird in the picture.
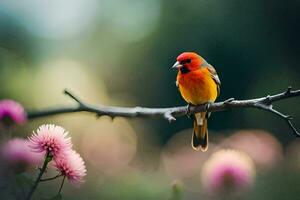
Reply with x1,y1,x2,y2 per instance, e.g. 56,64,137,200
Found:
172,52,221,151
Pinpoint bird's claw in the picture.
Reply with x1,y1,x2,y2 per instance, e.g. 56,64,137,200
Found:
186,102,211,118
205,102,212,112
186,103,193,118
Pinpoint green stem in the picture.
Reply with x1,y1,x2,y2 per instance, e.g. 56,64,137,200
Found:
25,152,51,200
58,176,66,195
40,174,62,182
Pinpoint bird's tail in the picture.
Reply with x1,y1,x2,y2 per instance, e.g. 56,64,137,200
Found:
192,112,208,151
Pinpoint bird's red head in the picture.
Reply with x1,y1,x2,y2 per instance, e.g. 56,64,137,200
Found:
172,52,206,72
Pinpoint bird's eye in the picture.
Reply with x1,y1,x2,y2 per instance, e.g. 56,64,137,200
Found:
180,59,191,64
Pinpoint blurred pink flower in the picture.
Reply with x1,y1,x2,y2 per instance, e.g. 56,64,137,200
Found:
54,150,86,186
201,149,255,195
286,140,300,170
0,99,27,125
221,130,283,169
1,138,43,172
161,129,214,180
28,124,72,158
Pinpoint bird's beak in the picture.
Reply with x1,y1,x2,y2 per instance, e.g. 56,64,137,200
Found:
172,61,182,69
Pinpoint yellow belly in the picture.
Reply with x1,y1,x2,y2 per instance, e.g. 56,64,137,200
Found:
177,70,218,105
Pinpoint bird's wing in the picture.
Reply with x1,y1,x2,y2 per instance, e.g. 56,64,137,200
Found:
205,64,221,96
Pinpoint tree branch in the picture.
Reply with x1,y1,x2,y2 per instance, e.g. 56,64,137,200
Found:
27,87,300,137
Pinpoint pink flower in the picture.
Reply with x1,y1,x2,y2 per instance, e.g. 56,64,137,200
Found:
1,138,43,173
28,124,72,158
201,149,255,195
221,130,283,169
0,99,27,125
54,150,86,186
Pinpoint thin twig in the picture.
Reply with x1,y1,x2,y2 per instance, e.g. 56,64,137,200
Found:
27,87,300,137
64,90,84,106
25,152,51,200
40,174,62,182
58,176,66,195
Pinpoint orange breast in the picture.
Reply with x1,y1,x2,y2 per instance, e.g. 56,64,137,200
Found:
177,68,218,105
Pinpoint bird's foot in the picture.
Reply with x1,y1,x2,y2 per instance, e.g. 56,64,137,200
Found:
205,102,212,118
186,102,212,118
205,102,212,112
186,103,193,118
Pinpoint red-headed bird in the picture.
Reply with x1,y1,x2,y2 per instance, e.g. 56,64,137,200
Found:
172,52,221,151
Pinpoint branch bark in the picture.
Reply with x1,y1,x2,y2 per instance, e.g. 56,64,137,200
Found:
27,87,300,137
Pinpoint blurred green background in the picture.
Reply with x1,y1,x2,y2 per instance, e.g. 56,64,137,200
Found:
0,0,299,199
